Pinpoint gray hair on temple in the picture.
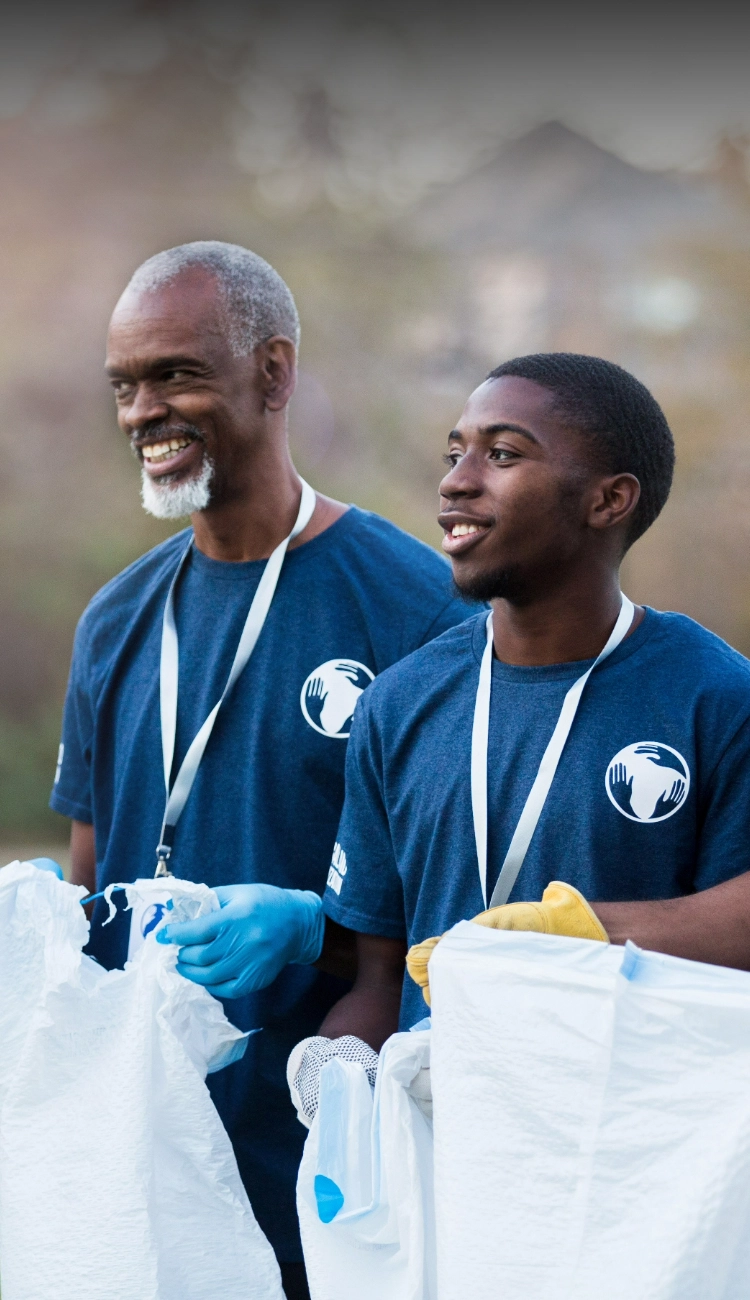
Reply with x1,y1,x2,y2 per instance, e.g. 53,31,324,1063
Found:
126,240,300,356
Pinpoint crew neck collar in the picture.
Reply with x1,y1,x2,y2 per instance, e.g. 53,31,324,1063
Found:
184,505,357,580
470,605,655,682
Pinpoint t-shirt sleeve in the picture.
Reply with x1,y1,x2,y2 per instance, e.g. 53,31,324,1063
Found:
48,621,95,824
693,714,750,891
323,695,406,940
418,594,478,648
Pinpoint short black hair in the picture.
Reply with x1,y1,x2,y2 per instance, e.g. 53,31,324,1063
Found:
486,353,675,547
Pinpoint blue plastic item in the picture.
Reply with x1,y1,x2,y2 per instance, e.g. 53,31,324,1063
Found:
314,1175,345,1224
313,1055,376,1224
28,857,63,880
79,885,127,906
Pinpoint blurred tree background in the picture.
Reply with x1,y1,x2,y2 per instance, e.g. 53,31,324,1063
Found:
1,0,750,845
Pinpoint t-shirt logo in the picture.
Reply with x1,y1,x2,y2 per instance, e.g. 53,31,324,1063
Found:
141,902,168,938
327,842,347,895
606,742,690,823
300,660,375,738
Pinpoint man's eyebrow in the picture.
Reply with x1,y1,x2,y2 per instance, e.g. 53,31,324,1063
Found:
105,353,205,377
448,422,539,444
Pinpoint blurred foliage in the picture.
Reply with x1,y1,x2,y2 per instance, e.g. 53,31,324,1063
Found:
0,16,750,835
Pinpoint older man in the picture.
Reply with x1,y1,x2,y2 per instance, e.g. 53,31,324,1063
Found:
50,242,470,1298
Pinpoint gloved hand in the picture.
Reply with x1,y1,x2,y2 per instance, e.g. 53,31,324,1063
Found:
156,884,325,998
406,881,609,1006
287,1035,379,1129
26,857,64,880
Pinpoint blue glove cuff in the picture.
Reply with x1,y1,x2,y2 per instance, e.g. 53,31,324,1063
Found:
28,857,64,880
293,890,326,966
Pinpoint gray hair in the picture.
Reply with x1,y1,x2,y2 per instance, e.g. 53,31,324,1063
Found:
125,240,300,356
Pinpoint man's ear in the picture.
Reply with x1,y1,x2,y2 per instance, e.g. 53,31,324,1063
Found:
587,473,641,533
258,336,297,412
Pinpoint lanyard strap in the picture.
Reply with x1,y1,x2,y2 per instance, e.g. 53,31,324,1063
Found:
472,596,635,909
155,479,317,876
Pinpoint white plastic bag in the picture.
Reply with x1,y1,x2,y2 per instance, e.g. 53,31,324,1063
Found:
571,943,750,1299
298,1029,435,1300
429,921,623,1300
429,922,750,1300
0,862,283,1300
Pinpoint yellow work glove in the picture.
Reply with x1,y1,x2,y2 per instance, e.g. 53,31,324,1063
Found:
405,881,609,1006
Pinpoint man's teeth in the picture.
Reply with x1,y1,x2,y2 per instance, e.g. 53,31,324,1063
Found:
451,523,482,537
141,438,193,464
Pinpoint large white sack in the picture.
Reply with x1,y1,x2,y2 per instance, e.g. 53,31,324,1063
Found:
429,923,750,1300
429,922,623,1300
298,1028,435,1300
571,943,750,1300
0,863,283,1300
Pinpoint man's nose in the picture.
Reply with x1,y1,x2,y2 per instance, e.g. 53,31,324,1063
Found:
122,384,170,433
439,449,483,500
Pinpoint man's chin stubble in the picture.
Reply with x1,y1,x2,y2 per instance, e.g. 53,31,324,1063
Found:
452,565,530,605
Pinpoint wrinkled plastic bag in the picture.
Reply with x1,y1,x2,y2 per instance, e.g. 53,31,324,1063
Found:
570,943,750,1299
297,1028,435,1300
0,862,283,1300
429,921,750,1300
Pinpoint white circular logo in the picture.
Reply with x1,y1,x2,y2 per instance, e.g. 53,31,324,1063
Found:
300,659,375,738
606,742,690,823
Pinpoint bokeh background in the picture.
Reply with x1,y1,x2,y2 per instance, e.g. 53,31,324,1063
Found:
2,0,750,857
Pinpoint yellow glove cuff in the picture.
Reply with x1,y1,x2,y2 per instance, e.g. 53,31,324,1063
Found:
405,881,608,1006
472,881,609,943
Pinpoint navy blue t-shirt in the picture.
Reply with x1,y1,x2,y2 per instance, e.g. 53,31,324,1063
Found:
50,505,471,1261
324,608,750,1030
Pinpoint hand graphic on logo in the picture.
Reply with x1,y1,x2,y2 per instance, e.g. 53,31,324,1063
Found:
334,662,375,691
301,659,375,737
608,762,635,817
634,743,678,768
606,741,690,822
305,676,325,703
305,663,372,713
652,779,686,818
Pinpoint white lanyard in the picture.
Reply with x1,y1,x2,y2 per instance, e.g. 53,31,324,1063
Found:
471,595,635,909
154,478,317,877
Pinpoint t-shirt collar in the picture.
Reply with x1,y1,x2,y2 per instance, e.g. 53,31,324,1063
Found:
470,605,655,682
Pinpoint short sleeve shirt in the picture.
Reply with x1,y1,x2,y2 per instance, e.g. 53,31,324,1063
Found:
324,609,750,1030
50,505,473,1259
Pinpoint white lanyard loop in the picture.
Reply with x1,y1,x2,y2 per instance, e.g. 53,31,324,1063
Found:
155,479,317,876
472,596,635,909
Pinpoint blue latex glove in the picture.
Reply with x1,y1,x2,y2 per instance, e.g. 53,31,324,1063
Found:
28,857,64,880
156,884,325,998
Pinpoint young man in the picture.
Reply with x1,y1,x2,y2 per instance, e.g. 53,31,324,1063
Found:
50,241,471,1298
316,353,750,1053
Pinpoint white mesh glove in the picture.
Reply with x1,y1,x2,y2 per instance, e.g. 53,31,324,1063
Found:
287,1035,379,1129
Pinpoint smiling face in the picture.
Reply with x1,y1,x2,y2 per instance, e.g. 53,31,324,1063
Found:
105,266,294,518
438,375,639,604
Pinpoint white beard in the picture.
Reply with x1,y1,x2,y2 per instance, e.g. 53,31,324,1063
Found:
140,457,214,519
